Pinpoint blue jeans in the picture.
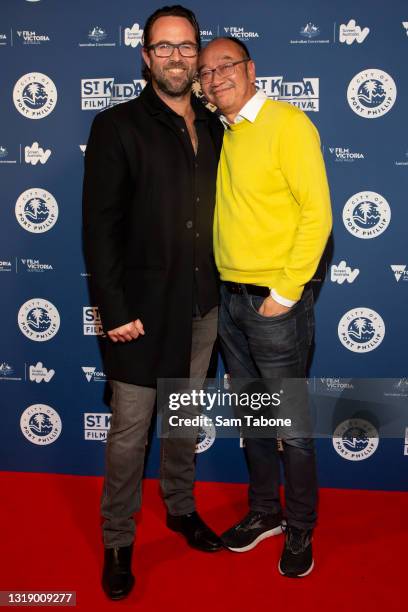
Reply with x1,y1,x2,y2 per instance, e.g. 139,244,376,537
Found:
219,283,318,530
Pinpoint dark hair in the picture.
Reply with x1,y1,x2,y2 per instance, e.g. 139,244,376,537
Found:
203,36,251,60
142,5,201,81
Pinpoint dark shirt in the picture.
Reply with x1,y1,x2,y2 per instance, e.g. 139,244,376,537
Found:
155,91,220,317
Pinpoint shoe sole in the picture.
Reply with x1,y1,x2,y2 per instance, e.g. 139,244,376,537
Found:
278,558,314,578
225,524,284,553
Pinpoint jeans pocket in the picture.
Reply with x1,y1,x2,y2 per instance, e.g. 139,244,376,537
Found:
248,294,297,322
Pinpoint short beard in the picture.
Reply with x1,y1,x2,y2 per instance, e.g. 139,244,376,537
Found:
152,61,195,98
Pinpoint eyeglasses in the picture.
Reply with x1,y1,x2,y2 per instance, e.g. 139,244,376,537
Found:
199,59,250,83
146,42,198,58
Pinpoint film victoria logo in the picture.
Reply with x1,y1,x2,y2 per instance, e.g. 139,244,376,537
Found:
81,78,146,110
333,419,379,461
20,404,62,446
338,308,385,353
347,69,396,118
84,413,111,442
390,265,408,283
195,418,216,454
83,307,104,335
223,26,259,41
342,191,391,239
18,299,60,342
0,362,22,381
327,147,365,162
339,20,370,44
330,260,359,284
15,188,58,234
256,76,319,112
290,23,330,44
123,23,143,47
79,26,116,47
16,30,50,45
13,73,57,119
0,32,8,46
82,366,106,383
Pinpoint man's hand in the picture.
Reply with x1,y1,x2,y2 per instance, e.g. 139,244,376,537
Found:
258,296,291,318
107,319,145,343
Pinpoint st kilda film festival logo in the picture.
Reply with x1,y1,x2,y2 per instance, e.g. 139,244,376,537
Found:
13,72,57,119
338,308,385,353
15,188,58,234
342,191,391,240
347,69,396,118
18,299,60,342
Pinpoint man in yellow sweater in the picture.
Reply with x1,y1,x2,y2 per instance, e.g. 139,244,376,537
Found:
199,38,332,577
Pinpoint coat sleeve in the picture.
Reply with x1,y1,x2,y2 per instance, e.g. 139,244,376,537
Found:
82,110,132,331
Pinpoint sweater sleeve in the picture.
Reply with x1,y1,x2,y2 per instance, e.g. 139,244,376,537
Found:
274,110,332,301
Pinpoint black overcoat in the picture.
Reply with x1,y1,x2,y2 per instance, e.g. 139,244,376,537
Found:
82,83,223,386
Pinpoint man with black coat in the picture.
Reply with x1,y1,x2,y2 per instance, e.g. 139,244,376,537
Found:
82,6,223,600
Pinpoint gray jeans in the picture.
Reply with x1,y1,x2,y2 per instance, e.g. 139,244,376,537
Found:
100,306,218,547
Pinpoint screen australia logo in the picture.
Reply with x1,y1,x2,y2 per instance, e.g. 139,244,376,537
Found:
256,76,319,111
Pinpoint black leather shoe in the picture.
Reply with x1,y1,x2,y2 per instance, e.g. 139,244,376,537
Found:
166,511,222,552
102,544,135,600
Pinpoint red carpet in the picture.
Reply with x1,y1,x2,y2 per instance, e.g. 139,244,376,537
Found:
1,472,406,611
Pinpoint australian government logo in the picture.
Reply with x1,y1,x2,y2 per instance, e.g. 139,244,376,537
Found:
338,308,385,353
0,362,22,381
195,418,216,454
347,69,396,118
333,419,379,461
342,191,391,239
290,23,330,44
20,404,62,445
79,26,116,47
81,78,146,109
18,298,60,342
256,76,319,111
13,73,57,119
15,188,58,233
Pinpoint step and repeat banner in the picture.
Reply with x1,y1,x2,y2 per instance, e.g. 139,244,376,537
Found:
1,0,407,490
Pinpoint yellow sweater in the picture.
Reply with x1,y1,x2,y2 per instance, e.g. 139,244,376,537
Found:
214,99,332,301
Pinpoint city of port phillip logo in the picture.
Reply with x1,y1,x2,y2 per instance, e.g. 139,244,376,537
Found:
347,69,396,118
15,188,58,234
333,419,379,461
195,418,216,453
342,191,391,239
20,404,62,445
18,299,60,341
338,308,385,353
13,73,57,119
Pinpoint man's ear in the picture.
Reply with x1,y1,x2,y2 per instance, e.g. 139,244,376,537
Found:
248,60,256,84
141,46,151,69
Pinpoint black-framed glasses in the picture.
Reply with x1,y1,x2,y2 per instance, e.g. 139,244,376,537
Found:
146,42,198,58
199,59,250,83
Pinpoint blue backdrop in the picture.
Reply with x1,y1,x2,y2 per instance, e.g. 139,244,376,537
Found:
1,0,407,491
